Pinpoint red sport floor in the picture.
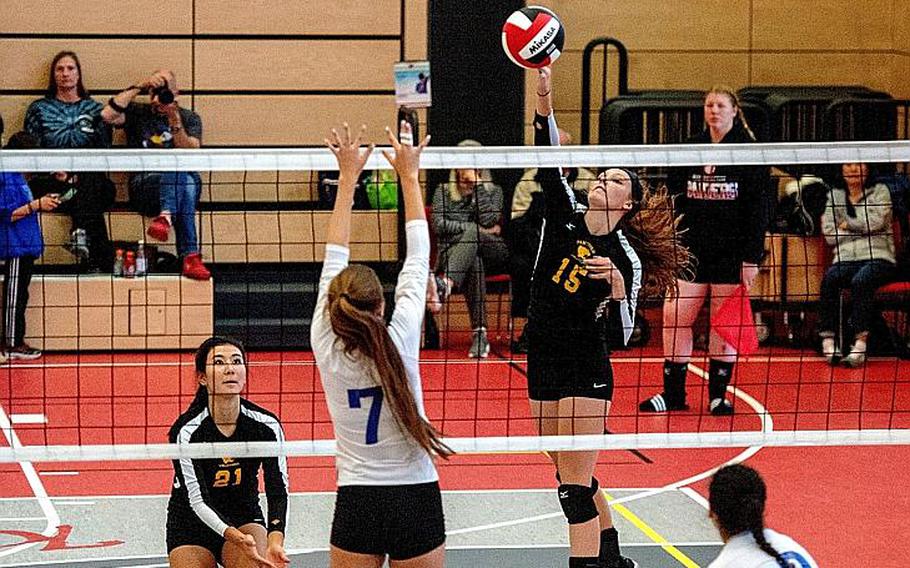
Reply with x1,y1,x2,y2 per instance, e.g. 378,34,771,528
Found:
1,340,909,566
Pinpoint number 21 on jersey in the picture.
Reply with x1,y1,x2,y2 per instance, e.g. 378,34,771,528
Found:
348,387,384,444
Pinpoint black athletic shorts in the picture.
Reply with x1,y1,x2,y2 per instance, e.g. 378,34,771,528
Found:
166,504,266,561
526,326,615,401
330,481,446,560
687,250,741,284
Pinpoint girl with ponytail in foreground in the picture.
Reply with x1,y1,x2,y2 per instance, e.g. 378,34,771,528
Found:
709,464,817,567
311,121,452,568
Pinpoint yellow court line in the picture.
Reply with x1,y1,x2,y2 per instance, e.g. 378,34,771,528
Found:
602,489,701,568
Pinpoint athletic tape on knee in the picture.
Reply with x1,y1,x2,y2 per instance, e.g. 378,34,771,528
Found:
557,483,598,524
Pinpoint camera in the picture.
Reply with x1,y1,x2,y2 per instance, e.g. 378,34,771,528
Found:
151,81,175,105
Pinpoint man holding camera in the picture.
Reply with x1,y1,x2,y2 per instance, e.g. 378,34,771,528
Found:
102,69,210,280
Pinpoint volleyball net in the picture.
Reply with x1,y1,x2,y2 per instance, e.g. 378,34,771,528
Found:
0,140,909,465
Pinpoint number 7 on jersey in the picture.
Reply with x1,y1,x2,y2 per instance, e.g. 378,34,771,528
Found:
348,387,384,444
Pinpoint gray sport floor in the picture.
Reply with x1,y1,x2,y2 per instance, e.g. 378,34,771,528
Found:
0,489,722,567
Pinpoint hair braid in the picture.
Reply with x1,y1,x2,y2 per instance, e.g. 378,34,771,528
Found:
751,526,789,568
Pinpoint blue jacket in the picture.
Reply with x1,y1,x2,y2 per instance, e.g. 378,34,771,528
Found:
0,172,44,259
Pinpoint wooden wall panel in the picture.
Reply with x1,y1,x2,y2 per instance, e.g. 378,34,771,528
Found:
193,95,398,146
193,0,400,35
896,0,910,54
752,0,892,50
545,0,750,51
0,40,193,91
751,53,895,92
0,0,192,34
193,40,399,90
404,0,428,60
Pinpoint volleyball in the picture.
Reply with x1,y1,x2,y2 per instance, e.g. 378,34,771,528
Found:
501,6,565,69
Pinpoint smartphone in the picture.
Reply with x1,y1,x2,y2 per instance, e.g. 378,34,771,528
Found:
57,186,78,204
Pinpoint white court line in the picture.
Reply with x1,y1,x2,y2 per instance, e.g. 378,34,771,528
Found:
0,401,60,559
8,541,729,568
38,471,79,476
445,361,773,539
9,414,48,424
0,488,670,502
680,487,710,510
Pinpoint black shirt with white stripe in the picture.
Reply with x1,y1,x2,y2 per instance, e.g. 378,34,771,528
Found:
168,399,289,537
527,112,642,345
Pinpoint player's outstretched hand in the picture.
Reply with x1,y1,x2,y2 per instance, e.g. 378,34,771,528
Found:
381,120,430,179
326,122,374,180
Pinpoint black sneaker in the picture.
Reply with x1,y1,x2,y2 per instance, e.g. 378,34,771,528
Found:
639,392,688,413
709,398,734,416
7,344,42,360
604,556,639,568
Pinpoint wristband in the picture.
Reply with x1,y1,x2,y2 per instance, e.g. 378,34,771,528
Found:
107,97,128,114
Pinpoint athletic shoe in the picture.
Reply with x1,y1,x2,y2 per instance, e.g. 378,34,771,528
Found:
146,215,171,242
639,392,688,413
0,351,7,364
182,253,211,281
608,557,639,568
468,328,490,359
709,398,734,416
842,350,866,368
7,344,42,360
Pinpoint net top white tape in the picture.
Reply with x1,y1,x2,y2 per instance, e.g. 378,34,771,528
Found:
2,140,910,173
1,429,908,463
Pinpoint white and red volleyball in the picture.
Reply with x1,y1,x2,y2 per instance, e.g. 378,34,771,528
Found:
501,6,565,69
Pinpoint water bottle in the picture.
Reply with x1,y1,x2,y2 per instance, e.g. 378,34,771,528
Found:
136,240,147,277
113,249,124,277
124,251,136,278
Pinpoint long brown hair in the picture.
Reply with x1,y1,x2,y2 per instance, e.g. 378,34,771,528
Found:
327,264,453,458
620,181,694,298
46,51,89,99
706,85,756,141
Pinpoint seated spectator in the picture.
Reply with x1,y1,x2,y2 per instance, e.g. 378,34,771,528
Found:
508,128,594,353
1,131,61,360
102,69,210,280
25,50,115,272
708,464,818,567
428,139,508,358
819,162,896,367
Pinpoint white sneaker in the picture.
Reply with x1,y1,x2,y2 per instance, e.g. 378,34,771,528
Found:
468,329,490,359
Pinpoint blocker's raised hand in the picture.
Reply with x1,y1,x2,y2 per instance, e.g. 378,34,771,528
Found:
326,122,374,179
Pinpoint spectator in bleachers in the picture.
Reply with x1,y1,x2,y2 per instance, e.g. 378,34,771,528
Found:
1,131,60,360
639,86,771,416
818,162,895,367
102,69,210,280
25,50,115,272
428,140,509,358
508,128,594,353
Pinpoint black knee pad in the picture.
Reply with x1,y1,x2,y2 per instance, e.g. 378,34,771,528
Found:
557,483,598,524
554,473,599,494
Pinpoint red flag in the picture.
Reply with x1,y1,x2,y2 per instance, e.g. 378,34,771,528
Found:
711,284,759,356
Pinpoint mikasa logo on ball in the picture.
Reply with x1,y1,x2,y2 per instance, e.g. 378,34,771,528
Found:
520,20,560,59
